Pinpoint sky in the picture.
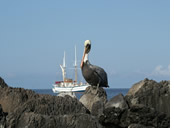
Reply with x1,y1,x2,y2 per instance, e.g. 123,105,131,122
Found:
0,0,170,89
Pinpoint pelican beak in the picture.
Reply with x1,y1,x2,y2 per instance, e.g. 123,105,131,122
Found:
81,43,91,68
80,47,87,68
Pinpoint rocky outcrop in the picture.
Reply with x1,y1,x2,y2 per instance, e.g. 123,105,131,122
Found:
105,93,128,109
57,92,77,98
120,104,169,128
0,78,101,128
0,104,7,128
125,78,170,116
98,78,170,128
0,77,170,128
0,77,8,88
128,124,147,128
7,111,100,128
4,92,101,128
99,105,170,128
79,86,107,116
0,87,39,113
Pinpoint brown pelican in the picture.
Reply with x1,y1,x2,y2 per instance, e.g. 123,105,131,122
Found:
80,40,109,88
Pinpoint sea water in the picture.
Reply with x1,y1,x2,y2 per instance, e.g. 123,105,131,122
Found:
32,88,129,100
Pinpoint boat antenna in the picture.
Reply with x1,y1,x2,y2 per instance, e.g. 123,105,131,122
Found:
60,51,66,81
74,45,78,84
63,51,66,68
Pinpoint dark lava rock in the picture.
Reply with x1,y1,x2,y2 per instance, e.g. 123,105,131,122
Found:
5,94,98,127
0,86,39,113
0,77,8,88
99,107,123,128
57,92,77,98
0,77,101,128
91,100,105,117
128,124,147,128
120,104,170,128
79,86,107,116
99,104,170,128
125,78,170,116
0,77,38,113
105,93,128,109
7,112,100,128
0,77,170,128
0,104,7,128
8,95,89,116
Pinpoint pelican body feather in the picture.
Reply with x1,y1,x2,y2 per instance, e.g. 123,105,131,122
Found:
82,61,109,87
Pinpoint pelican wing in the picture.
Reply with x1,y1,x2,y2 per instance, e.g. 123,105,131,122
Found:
90,64,108,86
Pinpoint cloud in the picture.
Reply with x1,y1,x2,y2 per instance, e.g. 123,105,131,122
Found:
151,65,170,76
135,65,170,78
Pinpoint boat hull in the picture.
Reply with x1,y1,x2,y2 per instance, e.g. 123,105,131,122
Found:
52,85,89,93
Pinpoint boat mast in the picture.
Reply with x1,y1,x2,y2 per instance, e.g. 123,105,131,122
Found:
74,45,77,84
60,51,66,81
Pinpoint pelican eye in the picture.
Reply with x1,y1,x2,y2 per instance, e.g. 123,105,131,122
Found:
86,44,90,48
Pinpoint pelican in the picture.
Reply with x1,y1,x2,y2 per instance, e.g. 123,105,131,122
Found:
80,40,109,88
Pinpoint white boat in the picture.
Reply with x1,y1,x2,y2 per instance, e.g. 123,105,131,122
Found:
52,46,89,93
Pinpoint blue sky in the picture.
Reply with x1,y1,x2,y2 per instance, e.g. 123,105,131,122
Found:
0,0,170,89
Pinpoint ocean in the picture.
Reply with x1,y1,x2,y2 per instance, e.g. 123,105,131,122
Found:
32,88,130,100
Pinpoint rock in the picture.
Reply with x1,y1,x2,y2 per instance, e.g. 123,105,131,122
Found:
10,95,89,116
120,104,170,128
105,93,128,109
0,86,39,113
91,101,105,117
68,113,102,128
99,107,123,128
57,92,77,98
0,77,101,128
128,124,147,128
79,86,107,116
0,77,170,128
0,104,7,128
7,112,101,128
125,78,170,116
0,77,8,88
99,104,170,128
5,94,94,127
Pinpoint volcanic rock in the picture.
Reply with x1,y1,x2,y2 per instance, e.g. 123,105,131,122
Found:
99,107,123,128
120,104,170,128
0,77,170,128
128,124,147,128
79,86,107,116
99,104,170,128
5,94,97,127
105,93,128,109
0,86,39,113
57,92,77,98
91,100,105,117
0,104,7,128
0,77,8,88
0,77,101,128
125,78,170,116
7,112,101,128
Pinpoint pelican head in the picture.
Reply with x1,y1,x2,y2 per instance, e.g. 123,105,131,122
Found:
84,40,91,54
81,40,91,68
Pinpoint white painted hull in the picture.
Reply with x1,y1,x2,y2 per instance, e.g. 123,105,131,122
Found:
52,85,88,93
